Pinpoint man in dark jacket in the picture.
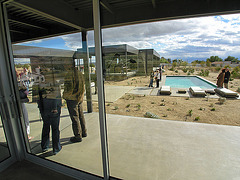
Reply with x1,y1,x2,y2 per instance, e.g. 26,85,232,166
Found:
224,68,231,89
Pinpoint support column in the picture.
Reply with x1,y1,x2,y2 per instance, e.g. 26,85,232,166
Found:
82,31,92,113
93,0,110,179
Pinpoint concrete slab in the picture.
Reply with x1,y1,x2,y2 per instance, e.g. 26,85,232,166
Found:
27,112,240,180
84,85,134,103
128,87,153,96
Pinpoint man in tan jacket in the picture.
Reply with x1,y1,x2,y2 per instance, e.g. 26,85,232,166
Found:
63,67,87,143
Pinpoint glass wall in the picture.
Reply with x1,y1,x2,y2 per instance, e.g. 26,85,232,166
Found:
101,14,240,179
11,32,103,177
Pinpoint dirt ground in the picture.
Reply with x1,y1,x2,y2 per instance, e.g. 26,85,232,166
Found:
83,67,240,127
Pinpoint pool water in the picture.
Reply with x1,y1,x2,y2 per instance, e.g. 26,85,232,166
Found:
165,76,216,89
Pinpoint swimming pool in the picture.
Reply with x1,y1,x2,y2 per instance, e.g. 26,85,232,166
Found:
165,76,217,89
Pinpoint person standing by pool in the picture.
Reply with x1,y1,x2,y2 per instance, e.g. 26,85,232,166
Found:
224,68,231,89
148,70,154,87
216,68,225,88
155,69,161,88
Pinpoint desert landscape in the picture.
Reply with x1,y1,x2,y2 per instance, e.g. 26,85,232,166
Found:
83,67,240,126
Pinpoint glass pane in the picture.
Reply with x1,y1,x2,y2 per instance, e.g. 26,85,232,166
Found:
12,32,103,176
101,15,240,179
0,112,10,162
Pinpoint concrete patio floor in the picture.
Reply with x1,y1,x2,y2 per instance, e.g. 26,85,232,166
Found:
1,83,240,179
25,103,240,180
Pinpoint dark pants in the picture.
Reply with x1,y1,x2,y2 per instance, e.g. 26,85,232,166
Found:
156,79,160,88
66,100,87,138
149,79,153,87
40,99,61,152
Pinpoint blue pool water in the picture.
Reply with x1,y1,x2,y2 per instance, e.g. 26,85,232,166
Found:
165,76,217,89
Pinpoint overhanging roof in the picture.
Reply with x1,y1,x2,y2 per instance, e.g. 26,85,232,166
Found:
12,45,75,57
76,44,139,57
5,0,240,43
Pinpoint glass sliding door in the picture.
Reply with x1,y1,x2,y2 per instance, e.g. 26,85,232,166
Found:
10,33,104,177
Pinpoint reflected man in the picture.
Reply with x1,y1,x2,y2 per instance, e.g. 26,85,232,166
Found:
37,72,62,155
63,66,87,143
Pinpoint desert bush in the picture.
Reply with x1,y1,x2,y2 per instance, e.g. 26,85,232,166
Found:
199,69,209,77
194,116,200,121
237,87,240,93
126,104,130,108
188,68,195,74
182,68,188,73
188,109,193,116
169,67,174,71
210,108,216,111
231,66,240,79
215,67,221,72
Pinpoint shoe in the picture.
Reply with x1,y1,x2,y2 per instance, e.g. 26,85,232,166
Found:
42,147,49,152
70,136,82,143
53,146,62,155
82,133,87,138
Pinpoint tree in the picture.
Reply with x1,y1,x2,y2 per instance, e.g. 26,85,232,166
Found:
160,57,169,63
191,61,197,67
181,61,188,67
224,56,239,63
172,62,177,68
200,61,205,67
206,60,211,67
206,56,223,62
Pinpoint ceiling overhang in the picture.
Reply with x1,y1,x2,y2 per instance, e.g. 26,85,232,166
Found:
5,0,240,43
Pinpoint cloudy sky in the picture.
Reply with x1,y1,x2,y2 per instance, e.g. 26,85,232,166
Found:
20,13,240,62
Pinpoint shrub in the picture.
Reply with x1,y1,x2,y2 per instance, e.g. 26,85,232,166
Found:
114,106,118,110
182,68,188,73
126,104,130,108
210,108,216,111
231,66,240,79
188,68,195,74
215,67,221,72
160,103,165,106
175,70,178,73
194,116,200,121
169,67,174,71
199,69,209,77
188,109,193,116
237,87,240,93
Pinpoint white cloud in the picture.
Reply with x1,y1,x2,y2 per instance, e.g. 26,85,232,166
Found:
59,13,240,61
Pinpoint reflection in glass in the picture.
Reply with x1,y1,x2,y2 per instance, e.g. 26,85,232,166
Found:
12,33,103,176
0,115,10,162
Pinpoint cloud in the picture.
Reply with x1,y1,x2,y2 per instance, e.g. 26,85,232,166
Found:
24,13,240,62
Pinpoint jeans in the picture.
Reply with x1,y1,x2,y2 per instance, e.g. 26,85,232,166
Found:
66,100,87,138
40,99,61,152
